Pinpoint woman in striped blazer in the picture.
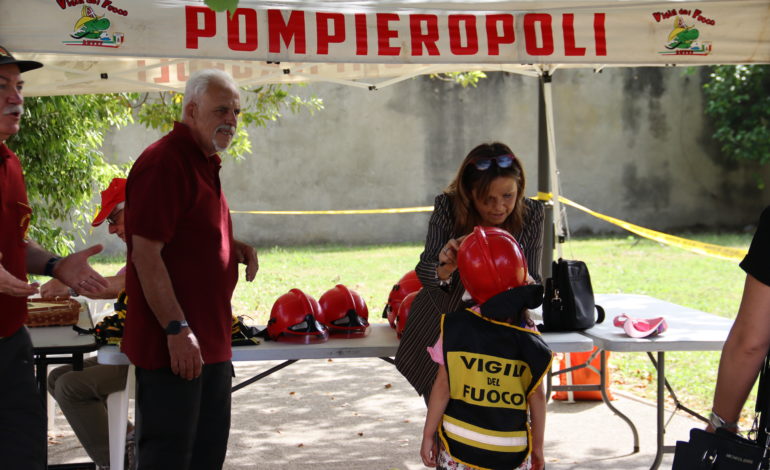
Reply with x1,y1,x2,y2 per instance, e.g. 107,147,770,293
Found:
395,142,545,398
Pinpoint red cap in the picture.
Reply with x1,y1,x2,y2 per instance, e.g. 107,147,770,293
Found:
92,178,126,227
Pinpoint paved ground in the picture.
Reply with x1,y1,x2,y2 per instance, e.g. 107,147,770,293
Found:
48,357,703,469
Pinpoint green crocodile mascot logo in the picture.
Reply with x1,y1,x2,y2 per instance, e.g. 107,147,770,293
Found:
665,16,699,50
71,6,111,40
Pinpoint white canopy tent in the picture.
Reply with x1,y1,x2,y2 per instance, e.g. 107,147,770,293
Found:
2,0,768,94
1,0,768,271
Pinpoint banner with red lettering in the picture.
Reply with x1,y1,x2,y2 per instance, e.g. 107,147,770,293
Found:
0,0,767,95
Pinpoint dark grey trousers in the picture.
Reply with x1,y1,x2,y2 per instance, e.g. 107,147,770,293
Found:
0,327,46,470
135,361,233,470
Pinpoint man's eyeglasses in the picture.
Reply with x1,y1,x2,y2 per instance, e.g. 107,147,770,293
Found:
106,211,122,225
473,154,515,171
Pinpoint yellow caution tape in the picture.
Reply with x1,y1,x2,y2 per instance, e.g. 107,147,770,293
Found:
229,194,746,262
230,206,434,215
556,195,747,262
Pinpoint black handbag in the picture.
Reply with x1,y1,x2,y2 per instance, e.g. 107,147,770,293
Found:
672,428,765,469
672,352,770,469
540,258,605,331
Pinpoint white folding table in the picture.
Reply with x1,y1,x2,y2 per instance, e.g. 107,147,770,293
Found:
30,303,98,382
97,322,592,469
28,302,98,400
29,302,99,470
578,293,734,470
98,323,594,389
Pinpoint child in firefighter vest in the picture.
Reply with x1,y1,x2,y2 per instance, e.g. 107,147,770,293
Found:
420,226,553,470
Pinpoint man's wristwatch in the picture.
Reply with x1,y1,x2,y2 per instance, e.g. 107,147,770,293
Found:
165,320,189,335
44,256,62,277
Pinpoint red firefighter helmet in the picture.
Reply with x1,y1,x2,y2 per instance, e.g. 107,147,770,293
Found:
395,290,419,339
318,284,370,337
267,288,329,343
457,226,528,304
383,270,423,329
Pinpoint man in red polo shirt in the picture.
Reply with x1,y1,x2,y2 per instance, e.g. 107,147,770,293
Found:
123,69,258,469
0,45,109,469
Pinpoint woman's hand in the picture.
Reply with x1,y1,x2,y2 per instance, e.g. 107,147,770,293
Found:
437,236,466,280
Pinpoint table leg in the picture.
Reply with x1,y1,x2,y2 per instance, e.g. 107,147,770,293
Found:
36,353,96,470
72,353,84,371
35,353,49,410
647,352,707,423
650,351,665,470
232,360,299,392
598,350,640,453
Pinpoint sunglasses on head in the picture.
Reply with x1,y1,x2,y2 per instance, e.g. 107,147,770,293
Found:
472,154,515,171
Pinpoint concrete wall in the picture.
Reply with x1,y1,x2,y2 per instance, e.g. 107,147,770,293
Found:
90,67,770,253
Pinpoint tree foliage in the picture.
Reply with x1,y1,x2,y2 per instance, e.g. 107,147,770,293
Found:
135,85,323,161
429,71,488,88
204,0,239,14
703,65,770,185
9,94,133,255
11,85,322,255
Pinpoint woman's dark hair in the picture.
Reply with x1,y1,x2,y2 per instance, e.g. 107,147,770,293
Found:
444,142,527,236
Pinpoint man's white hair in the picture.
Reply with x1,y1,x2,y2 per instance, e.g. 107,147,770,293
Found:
181,69,239,120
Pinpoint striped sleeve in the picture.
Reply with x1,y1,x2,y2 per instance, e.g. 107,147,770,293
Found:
415,194,458,288
518,198,545,282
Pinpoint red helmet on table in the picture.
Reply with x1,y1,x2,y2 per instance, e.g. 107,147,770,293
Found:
383,270,422,329
395,290,419,339
318,284,370,337
457,226,528,304
267,288,329,343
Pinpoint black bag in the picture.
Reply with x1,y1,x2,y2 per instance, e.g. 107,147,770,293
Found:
672,351,770,470
540,258,605,331
672,428,765,469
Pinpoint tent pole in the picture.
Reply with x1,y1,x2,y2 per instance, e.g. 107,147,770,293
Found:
538,71,554,280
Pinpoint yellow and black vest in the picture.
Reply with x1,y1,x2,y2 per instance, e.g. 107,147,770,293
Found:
439,308,552,470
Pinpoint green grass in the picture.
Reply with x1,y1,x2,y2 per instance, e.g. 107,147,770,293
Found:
89,231,755,426
558,233,752,426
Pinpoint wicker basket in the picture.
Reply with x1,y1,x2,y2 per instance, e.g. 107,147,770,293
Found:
26,298,81,328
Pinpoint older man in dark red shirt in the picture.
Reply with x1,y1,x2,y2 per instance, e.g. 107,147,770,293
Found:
123,68,258,469
0,45,108,469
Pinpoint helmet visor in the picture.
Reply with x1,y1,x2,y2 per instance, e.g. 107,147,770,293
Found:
277,314,330,344
328,310,371,337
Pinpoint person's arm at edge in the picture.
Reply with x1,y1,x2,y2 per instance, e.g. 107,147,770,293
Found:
528,382,546,470
131,234,202,380
421,365,450,468
710,273,770,431
26,241,109,296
